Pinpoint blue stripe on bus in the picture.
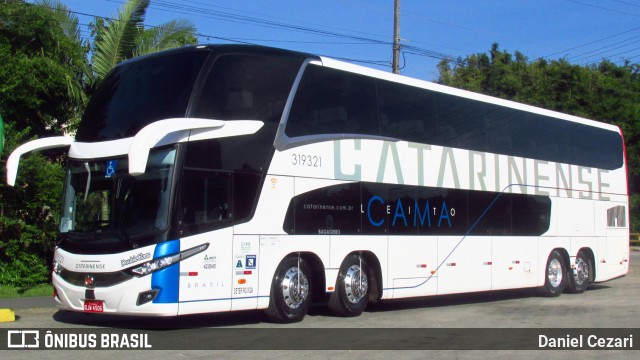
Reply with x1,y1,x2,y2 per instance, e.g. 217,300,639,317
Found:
151,239,181,304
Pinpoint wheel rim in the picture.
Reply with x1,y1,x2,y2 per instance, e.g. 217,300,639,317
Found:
547,258,563,288
281,267,309,309
574,257,589,285
344,264,368,304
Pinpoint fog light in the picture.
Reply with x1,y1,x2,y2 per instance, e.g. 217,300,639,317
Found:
137,289,159,306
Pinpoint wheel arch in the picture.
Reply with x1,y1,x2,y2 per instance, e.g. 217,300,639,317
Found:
343,250,383,303
553,247,571,271
287,251,326,303
576,247,596,282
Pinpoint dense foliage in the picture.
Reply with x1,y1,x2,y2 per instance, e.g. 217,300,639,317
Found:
0,0,86,286
0,0,195,287
438,43,640,231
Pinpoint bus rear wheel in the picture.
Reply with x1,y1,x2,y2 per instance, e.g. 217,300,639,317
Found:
566,250,592,294
328,254,370,317
265,256,311,323
538,250,566,297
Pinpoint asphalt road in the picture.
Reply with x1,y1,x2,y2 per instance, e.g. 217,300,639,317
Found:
1,250,639,359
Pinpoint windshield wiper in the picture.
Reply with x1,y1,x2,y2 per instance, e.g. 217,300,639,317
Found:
83,162,91,202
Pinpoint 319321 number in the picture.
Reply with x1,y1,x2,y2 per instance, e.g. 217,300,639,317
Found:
292,154,322,167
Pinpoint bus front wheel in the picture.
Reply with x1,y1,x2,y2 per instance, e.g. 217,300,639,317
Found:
538,250,566,297
328,254,370,317
265,256,311,323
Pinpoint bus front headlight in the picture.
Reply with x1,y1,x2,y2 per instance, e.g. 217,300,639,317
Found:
130,243,209,276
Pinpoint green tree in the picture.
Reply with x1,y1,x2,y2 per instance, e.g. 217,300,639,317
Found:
0,0,198,287
0,0,88,287
90,0,197,84
438,44,640,231
0,0,87,136
0,124,65,287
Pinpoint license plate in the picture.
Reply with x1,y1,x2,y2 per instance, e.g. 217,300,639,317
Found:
83,300,104,313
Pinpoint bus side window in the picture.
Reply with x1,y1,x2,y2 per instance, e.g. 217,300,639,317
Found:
193,54,302,123
180,169,232,228
286,65,378,137
376,78,436,143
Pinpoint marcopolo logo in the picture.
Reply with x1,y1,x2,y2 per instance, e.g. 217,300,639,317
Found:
121,252,151,267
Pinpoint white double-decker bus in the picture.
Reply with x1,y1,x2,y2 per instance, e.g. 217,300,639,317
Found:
7,45,629,322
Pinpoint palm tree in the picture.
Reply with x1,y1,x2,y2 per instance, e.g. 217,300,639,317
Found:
35,0,90,132
90,0,197,84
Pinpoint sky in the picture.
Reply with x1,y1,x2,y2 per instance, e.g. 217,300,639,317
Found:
52,0,640,81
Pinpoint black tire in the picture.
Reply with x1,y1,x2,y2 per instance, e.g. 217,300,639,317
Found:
328,254,370,317
538,250,567,297
565,250,592,294
265,256,311,323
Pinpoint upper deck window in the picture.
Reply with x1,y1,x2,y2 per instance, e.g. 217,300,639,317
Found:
77,50,209,142
192,54,303,123
77,49,305,142
284,64,623,170
285,65,378,138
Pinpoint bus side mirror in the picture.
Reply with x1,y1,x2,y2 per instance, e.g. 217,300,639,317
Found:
128,118,226,176
6,136,74,186
128,118,264,176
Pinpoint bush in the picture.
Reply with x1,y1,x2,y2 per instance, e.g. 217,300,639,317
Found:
0,147,64,287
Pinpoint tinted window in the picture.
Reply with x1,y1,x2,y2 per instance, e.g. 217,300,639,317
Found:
283,182,551,236
377,80,438,143
77,50,209,141
193,54,303,123
286,65,378,137
284,65,623,170
283,182,361,235
384,81,623,170
177,124,277,235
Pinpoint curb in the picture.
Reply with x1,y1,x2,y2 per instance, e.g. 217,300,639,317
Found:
0,308,15,322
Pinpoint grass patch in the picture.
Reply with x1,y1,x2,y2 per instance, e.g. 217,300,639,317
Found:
0,284,53,298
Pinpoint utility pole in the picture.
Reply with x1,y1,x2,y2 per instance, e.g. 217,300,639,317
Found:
392,0,401,74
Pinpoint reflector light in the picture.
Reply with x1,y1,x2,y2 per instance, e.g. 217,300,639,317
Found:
238,279,246,284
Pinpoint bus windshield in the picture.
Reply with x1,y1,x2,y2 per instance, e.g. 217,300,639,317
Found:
60,147,177,241
76,50,209,142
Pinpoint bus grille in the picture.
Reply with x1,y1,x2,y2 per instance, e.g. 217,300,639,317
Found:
58,268,134,288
